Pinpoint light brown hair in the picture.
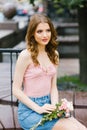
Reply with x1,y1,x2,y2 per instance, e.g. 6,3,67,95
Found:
25,14,59,65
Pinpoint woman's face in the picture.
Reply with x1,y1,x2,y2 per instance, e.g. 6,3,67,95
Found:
34,22,51,46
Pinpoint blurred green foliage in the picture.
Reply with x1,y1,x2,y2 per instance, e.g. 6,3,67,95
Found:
52,0,86,9
51,0,87,16
29,0,87,9
29,0,87,17
29,0,35,6
57,75,87,91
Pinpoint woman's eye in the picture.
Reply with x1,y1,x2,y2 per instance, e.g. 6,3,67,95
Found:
37,30,42,33
47,29,51,32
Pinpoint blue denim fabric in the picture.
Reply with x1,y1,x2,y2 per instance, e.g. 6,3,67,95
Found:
18,95,58,130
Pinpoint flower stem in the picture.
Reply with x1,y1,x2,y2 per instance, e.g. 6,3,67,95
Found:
30,120,42,130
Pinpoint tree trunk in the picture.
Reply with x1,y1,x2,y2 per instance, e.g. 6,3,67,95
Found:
78,7,87,84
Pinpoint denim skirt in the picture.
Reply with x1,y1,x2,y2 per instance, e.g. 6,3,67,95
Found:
18,95,58,130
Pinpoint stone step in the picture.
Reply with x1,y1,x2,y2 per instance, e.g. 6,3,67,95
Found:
53,21,80,58
58,45,79,58
58,35,79,45
57,35,79,58
0,21,18,31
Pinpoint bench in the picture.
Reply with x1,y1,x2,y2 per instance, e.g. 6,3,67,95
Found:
0,91,87,129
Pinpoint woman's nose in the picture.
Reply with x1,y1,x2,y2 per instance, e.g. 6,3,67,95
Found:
43,32,47,37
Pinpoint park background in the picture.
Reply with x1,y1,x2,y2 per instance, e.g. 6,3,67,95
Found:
0,0,87,129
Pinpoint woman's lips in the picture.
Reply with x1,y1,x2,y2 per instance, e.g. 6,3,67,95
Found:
42,39,48,42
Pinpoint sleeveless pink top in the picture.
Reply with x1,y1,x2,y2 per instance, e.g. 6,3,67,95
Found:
23,63,56,97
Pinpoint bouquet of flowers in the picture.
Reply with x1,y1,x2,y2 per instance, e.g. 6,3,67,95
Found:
30,98,73,130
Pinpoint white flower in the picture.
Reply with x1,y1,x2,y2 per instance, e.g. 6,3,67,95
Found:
67,101,73,111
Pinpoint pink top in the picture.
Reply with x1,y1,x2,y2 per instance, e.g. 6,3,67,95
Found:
23,63,56,97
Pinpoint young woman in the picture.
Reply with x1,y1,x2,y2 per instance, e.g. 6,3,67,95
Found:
13,14,87,130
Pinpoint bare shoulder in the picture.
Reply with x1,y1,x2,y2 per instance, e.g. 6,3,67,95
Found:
17,49,32,65
19,49,31,58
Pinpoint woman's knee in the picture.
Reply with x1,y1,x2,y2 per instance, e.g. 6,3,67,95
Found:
52,117,82,130
52,118,71,130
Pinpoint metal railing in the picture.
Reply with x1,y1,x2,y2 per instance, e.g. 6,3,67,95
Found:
0,48,22,103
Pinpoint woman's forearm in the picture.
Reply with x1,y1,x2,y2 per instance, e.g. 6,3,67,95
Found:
50,85,59,105
12,87,41,113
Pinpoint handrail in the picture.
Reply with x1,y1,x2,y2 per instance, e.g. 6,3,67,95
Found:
0,48,22,53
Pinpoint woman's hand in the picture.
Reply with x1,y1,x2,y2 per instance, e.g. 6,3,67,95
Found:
37,104,56,114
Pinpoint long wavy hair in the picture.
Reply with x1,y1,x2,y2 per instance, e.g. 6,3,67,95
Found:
25,14,59,65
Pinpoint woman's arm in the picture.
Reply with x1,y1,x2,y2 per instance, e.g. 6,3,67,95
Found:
50,66,59,105
12,50,41,113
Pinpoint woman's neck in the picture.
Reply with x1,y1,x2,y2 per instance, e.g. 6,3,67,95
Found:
38,45,46,54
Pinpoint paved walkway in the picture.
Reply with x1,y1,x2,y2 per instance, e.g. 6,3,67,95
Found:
58,58,79,77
